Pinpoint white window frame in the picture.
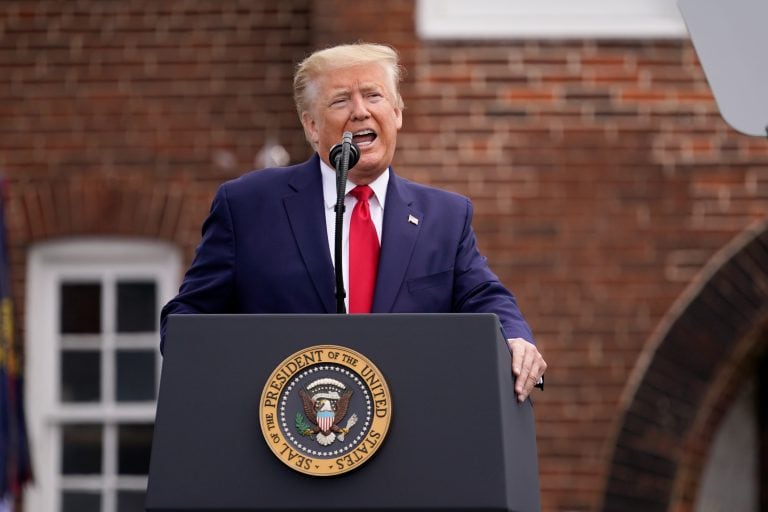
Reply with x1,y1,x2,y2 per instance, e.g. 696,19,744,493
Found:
24,239,181,512
417,0,688,39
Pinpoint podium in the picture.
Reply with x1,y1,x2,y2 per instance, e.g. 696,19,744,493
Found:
146,314,541,511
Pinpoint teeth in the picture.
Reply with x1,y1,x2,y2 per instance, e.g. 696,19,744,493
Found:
351,129,377,148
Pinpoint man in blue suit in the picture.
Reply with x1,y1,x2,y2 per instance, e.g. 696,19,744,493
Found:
161,43,546,402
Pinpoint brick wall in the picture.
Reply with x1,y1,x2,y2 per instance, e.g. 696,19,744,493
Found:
2,2,768,511
1,0,313,317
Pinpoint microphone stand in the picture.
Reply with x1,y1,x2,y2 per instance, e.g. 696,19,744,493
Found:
329,132,360,314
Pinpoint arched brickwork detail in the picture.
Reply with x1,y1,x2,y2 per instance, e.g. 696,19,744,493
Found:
601,218,768,511
10,177,195,241
669,319,767,512
3,176,218,327
5,175,219,256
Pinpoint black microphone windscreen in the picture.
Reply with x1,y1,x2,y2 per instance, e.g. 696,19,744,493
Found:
329,143,344,170
329,133,361,171
346,142,361,169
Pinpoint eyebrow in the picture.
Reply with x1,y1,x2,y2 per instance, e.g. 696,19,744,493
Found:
359,83,385,94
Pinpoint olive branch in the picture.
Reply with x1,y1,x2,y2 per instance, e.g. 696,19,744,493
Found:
295,412,314,436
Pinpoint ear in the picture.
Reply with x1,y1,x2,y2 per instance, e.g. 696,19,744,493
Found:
301,111,320,146
394,106,403,130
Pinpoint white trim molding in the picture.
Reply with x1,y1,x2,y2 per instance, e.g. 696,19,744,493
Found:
417,0,688,40
24,238,181,512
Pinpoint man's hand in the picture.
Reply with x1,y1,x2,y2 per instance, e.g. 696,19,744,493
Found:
507,338,547,402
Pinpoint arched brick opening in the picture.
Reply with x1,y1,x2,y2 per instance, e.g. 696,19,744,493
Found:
601,218,768,511
668,319,766,512
5,175,216,324
8,175,204,242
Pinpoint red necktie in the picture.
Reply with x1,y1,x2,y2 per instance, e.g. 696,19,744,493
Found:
349,185,379,313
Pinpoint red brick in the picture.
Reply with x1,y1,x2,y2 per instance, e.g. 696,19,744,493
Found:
4,3,768,512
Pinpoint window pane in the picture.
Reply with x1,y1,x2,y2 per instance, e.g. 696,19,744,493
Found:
117,281,157,333
61,350,101,402
116,350,156,402
62,491,101,512
62,424,102,474
118,490,146,512
60,283,102,334
118,424,154,475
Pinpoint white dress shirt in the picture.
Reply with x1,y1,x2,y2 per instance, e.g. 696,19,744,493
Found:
320,159,388,311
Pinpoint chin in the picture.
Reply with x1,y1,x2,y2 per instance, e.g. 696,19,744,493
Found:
348,166,383,185
357,153,386,171
355,163,384,177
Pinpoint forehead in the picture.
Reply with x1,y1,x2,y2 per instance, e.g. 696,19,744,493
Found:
316,62,391,95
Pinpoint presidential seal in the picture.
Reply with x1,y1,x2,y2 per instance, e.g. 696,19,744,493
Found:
259,345,392,476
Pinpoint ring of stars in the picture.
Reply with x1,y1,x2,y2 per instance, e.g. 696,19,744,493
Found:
279,364,373,458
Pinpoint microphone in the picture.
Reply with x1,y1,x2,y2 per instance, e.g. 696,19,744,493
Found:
329,132,361,171
329,132,360,314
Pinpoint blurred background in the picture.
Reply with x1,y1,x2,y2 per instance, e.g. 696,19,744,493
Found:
1,1,766,511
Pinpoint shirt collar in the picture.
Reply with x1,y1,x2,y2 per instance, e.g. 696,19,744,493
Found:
320,158,389,210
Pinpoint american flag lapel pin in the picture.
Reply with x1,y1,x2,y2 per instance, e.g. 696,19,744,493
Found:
408,214,419,226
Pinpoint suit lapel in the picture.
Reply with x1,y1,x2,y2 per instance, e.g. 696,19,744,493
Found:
283,155,336,313
372,171,422,312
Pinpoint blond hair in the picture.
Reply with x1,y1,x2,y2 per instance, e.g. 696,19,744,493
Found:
293,42,405,118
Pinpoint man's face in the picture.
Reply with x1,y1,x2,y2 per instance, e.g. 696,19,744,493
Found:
301,62,403,185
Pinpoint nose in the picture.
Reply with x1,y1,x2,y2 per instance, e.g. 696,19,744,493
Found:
350,94,370,121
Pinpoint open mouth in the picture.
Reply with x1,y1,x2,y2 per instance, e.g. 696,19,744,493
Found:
352,130,377,147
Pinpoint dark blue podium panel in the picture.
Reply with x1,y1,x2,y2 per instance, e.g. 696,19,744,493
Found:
146,314,540,511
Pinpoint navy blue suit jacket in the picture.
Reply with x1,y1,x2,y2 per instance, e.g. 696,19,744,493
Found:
160,155,533,352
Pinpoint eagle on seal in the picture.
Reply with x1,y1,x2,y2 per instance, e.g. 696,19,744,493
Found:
298,379,355,446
